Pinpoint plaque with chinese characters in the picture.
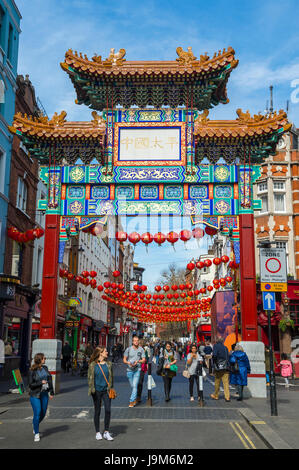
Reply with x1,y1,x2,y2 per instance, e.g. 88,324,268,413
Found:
114,123,186,166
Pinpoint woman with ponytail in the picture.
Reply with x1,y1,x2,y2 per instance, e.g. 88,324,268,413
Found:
28,353,54,442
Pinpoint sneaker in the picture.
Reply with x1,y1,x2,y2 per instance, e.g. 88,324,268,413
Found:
96,432,102,440
190,397,194,401
34,433,40,442
103,431,114,441
129,402,135,407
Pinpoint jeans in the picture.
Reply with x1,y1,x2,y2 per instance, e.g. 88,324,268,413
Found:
30,391,49,434
189,375,199,397
127,369,141,402
92,390,111,432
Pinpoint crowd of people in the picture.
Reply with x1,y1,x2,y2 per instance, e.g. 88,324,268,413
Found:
28,335,294,443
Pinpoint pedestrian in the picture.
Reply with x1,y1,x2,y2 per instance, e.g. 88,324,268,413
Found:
210,336,230,402
160,341,177,402
229,344,251,401
62,341,72,373
204,340,213,373
88,346,114,441
186,344,203,402
177,342,183,360
199,341,205,356
265,345,278,386
123,335,146,407
85,342,93,358
278,353,293,388
136,340,149,403
28,353,54,442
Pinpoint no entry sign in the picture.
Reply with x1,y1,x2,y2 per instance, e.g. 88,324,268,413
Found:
260,248,287,287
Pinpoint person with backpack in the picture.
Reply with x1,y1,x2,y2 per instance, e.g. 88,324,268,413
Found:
210,336,230,402
28,353,54,442
278,353,293,388
123,336,146,407
229,344,251,401
203,340,213,373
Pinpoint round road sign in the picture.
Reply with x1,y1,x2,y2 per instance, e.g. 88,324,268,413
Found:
265,258,281,274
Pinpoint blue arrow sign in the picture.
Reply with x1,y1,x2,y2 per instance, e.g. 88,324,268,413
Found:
262,291,276,311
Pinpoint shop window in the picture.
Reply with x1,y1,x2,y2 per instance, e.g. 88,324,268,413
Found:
290,303,299,326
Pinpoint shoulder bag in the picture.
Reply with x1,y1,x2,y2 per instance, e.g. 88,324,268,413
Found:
156,356,164,376
183,365,190,379
98,363,117,399
230,357,239,374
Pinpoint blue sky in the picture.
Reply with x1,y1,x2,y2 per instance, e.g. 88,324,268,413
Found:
16,0,299,287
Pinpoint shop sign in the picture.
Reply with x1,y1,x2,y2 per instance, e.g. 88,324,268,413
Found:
0,283,15,300
65,320,80,328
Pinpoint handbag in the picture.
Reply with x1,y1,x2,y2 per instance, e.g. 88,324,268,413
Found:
141,363,148,373
156,357,164,376
183,366,191,379
230,358,239,374
170,364,178,372
98,363,117,399
214,358,230,372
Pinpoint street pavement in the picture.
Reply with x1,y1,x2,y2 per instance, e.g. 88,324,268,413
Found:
0,357,297,449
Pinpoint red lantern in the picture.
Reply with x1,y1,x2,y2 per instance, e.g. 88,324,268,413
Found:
207,285,213,292
116,231,127,242
67,273,74,281
204,259,212,267
186,283,192,290
226,276,233,283
112,270,120,278
221,255,229,263
103,281,111,288
26,229,35,241
213,279,219,285
192,227,205,240
166,231,179,244
187,262,195,271
97,285,103,292
205,226,217,236
128,232,140,245
213,258,221,266
196,261,205,269
141,232,153,245
140,285,147,292
90,224,103,236
163,285,170,292
153,232,166,246
90,271,97,278
171,284,178,291
155,286,162,292
180,229,192,242
179,284,185,290
81,271,89,278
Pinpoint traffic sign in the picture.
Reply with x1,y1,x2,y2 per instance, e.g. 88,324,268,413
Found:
260,248,287,284
262,291,276,310
261,282,287,292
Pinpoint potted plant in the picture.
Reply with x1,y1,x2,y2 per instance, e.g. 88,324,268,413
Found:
279,318,295,333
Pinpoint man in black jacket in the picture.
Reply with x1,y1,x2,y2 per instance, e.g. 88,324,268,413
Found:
210,337,230,402
62,341,72,373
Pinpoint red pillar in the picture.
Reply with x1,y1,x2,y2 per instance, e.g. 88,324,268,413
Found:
239,213,258,341
39,214,60,339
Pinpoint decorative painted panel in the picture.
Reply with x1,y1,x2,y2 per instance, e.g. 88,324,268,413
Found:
91,186,110,199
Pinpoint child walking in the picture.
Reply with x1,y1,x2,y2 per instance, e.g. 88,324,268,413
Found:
278,353,293,388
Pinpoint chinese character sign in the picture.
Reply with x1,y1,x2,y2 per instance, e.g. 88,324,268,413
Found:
118,127,181,162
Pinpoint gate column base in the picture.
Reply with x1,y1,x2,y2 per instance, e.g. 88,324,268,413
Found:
32,339,62,394
239,341,267,398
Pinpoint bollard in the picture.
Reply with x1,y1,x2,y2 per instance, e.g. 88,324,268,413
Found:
197,362,204,407
146,362,153,406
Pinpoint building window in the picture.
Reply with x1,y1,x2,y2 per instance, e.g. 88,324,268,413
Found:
36,247,42,285
0,6,4,50
273,181,286,212
11,241,20,276
257,181,268,213
0,148,5,194
7,23,13,61
17,177,27,212
260,195,268,213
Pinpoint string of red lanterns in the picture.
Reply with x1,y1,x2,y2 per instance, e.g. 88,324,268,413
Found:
7,226,44,243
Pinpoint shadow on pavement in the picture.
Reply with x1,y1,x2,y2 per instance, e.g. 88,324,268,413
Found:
42,425,70,437
110,424,128,436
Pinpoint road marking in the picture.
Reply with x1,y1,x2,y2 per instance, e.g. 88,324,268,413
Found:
234,421,256,449
72,410,89,418
230,422,250,449
25,416,33,420
250,421,266,425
